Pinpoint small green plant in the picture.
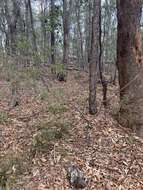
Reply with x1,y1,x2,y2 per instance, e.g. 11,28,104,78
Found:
32,121,72,152
50,64,66,75
120,95,130,106
74,71,82,80
53,122,71,138
50,88,65,104
48,104,68,115
54,88,65,98
0,154,24,188
26,67,41,80
40,90,49,100
16,36,29,52
84,124,92,129
1,63,18,82
32,128,59,152
0,112,9,124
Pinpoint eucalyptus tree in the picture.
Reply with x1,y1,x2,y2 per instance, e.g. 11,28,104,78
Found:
117,0,143,136
89,0,101,114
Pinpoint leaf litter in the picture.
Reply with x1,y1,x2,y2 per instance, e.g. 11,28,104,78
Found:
0,70,142,190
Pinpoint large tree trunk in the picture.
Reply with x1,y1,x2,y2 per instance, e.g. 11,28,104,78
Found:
117,0,143,136
89,0,101,115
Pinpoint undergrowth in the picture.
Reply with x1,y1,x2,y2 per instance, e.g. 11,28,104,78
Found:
32,120,72,153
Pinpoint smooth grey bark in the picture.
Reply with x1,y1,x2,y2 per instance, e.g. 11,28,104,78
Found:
75,0,85,69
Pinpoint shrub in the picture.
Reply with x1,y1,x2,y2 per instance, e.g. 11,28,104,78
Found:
0,154,24,188
48,104,68,115
39,90,49,100
50,64,66,75
74,71,82,80
32,121,72,152
0,112,9,124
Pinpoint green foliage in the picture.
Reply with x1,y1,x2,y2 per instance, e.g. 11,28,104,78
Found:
0,63,17,82
40,90,49,100
84,124,92,129
39,5,62,33
53,88,65,99
0,154,24,188
26,67,41,80
16,36,29,52
48,104,68,115
120,96,130,106
74,72,82,80
33,121,72,152
0,112,9,124
49,5,62,30
39,45,51,61
32,51,41,63
40,87,66,108
50,63,66,75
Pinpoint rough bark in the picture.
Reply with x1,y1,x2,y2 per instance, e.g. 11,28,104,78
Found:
50,0,55,65
75,0,84,69
85,1,92,66
27,0,38,55
99,2,108,107
89,0,100,115
63,0,69,68
117,0,143,136
4,0,20,55
40,0,48,64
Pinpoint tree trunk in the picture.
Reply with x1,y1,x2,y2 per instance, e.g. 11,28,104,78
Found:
50,0,55,65
4,0,19,55
57,0,70,81
85,0,92,66
27,0,38,56
89,0,101,115
63,0,69,67
76,0,84,69
117,0,143,136
40,0,48,64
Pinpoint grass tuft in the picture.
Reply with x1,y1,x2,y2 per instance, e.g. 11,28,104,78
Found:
0,112,9,124
32,120,72,152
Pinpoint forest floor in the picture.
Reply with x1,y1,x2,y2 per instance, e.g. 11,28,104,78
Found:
0,68,143,190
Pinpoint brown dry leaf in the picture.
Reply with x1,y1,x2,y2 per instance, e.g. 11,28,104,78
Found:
0,71,143,190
